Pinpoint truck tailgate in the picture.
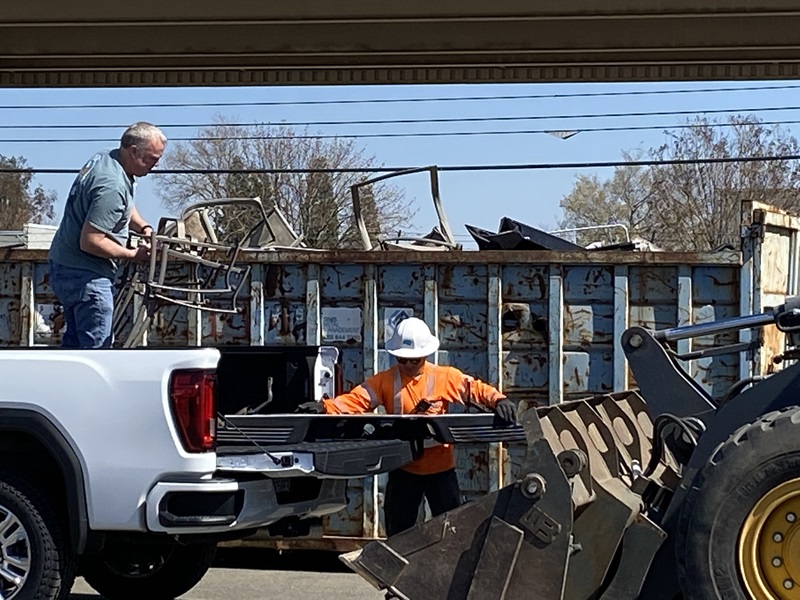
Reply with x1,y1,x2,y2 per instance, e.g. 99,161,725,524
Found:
217,439,414,477
218,413,526,445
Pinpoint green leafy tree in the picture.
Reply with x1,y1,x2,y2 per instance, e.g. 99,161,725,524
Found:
0,155,56,229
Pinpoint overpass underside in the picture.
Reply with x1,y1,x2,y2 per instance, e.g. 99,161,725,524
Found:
3,1,800,87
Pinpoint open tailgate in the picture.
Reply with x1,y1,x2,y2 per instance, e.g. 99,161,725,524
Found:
216,414,524,478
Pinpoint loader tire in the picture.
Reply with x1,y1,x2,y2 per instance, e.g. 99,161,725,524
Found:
677,407,800,600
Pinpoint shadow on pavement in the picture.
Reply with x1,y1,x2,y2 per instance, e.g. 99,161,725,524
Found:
213,547,353,573
69,547,356,598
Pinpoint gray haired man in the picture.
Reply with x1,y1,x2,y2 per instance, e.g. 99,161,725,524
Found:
48,122,167,348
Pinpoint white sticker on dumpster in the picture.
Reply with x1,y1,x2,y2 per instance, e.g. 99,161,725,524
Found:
384,308,415,343
321,307,363,343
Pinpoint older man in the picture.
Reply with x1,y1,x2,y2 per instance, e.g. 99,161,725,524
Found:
48,122,166,348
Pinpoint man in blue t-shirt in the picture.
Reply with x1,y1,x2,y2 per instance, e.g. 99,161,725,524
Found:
49,122,167,348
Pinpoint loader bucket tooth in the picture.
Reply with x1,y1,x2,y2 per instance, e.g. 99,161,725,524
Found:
343,407,574,600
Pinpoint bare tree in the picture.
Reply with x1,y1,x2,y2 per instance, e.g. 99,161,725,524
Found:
156,118,413,248
0,155,56,230
559,116,800,250
301,157,339,248
557,149,656,246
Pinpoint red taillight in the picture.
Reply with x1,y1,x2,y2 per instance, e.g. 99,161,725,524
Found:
169,369,216,453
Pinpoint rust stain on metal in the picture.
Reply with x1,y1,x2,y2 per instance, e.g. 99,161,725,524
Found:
0,265,21,295
530,272,547,298
585,267,607,284
221,537,368,552
0,248,743,266
264,264,282,297
205,313,221,343
761,324,784,374
465,451,490,482
279,299,291,337
154,308,182,343
440,265,453,293
572,366,584,388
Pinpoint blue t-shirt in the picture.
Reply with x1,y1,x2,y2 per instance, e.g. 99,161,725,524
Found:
49,149,135,279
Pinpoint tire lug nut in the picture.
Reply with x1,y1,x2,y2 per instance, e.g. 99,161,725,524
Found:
785,579,794,590
774,532,784,543
788,513,797,523
774,557,783,567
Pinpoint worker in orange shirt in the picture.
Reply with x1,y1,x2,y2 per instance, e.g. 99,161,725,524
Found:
300,317,516,536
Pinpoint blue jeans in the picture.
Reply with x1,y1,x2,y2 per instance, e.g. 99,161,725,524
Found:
49,261,115,349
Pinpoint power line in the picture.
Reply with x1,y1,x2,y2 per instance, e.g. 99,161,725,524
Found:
3,154,800,176
2,117,800,144
0,83,798,111
1,104,798,131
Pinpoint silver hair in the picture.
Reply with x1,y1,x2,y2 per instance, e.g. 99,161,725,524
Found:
120,122,167,149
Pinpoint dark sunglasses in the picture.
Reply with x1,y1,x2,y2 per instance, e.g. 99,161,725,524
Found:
397,357,425,365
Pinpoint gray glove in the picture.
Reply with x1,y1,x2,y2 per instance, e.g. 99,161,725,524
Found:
295,401,325,414
494,399,517,424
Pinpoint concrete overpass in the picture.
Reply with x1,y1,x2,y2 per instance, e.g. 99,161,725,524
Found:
3,1,800,87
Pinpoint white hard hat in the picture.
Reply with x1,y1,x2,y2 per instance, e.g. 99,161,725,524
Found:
386,317,440,359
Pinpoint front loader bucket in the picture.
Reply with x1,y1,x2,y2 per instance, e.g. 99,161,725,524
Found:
342,392,673,600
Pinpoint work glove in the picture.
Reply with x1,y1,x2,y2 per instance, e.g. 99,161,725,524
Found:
494,399,517,424
295,401,326,414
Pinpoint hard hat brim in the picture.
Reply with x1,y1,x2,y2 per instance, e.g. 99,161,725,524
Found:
386,337,440,359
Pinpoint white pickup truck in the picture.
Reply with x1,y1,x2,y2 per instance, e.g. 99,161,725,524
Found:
0,345,414,600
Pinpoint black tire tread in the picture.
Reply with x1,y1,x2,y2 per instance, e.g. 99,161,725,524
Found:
676,406,800,599
0,472,66,600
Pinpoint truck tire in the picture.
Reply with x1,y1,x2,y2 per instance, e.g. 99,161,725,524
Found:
81,540,217,600
0,474,68,600
677,407,800,599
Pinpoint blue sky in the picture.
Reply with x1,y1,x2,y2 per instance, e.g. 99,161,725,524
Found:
2,81,799,246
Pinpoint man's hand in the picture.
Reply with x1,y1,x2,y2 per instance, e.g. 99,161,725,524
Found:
295,401,325,414
494,399,517,424
129,244,151,263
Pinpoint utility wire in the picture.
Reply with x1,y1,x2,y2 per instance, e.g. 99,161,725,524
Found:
3,117,800,144
0,83,798,111
3,154,800,176
1,104,797,131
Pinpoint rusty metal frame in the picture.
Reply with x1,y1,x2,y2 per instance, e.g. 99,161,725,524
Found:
112,197,306,348
350,166,459,251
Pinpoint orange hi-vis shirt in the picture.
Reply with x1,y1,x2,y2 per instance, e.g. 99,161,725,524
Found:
322,362,505,475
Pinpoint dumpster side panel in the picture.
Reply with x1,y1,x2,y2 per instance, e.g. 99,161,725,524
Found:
0,251,742,543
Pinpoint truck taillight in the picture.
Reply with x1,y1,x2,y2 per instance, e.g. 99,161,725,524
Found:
169,369,216,453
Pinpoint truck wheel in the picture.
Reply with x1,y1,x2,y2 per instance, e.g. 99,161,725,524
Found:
677,407,800,599
0,475,67,600
82,540,217,600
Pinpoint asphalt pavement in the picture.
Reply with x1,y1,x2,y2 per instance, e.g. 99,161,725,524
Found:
69,548,386,600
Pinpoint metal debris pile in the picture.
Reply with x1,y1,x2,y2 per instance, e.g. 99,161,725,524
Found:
112,197,304,347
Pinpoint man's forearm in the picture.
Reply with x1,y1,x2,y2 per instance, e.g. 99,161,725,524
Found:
467,378,506,408
80,234,135,260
